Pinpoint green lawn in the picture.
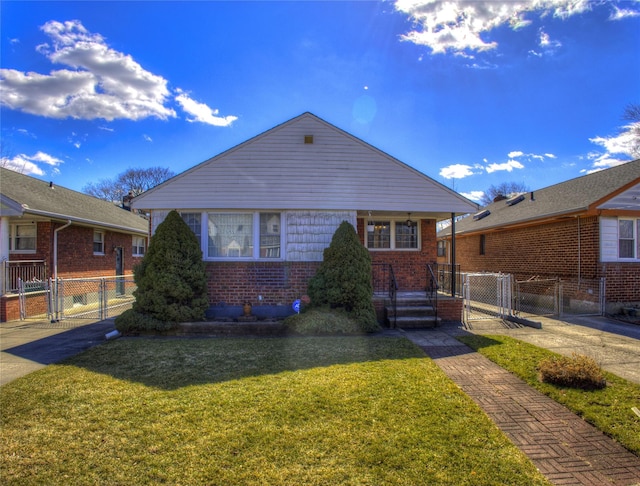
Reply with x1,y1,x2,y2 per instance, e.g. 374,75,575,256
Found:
457,334,640,456
1,336,549,485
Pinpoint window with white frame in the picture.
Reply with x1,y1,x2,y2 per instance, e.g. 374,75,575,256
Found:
93,231,105,254
366,220,419,250
181,212,202,240
204,212,282,259
618,219,636,259
10,223,36,252
133,236,146,256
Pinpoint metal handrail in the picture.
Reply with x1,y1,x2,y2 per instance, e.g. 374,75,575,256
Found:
388,265,398,328
426,263,438,322
2,260,48,294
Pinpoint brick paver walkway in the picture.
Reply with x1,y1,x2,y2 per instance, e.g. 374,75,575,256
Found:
410,336,640,486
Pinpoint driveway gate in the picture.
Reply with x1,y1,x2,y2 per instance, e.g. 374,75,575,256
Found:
462,273,512,323
53,276,136,320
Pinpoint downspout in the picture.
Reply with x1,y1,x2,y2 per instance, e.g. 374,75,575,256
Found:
53,220,72,321
451,213,456,297
577,216,581,289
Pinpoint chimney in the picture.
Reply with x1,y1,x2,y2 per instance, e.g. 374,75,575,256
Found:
49,181,54,189
530,191,535,201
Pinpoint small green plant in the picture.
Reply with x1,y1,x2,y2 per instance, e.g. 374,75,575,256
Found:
538,353,606,390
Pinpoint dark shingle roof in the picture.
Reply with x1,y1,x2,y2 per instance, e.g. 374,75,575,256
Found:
440,159,640,236
0,168,148,234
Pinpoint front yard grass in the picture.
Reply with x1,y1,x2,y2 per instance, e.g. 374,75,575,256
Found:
457,334,640,456
1,336,550,485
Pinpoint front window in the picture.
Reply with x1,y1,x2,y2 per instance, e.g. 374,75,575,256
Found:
208,213,254,258
619,219,635,259
133,236,146,257
437,240,446,257
366,220,419,250
10,223,36,252
260,213,281,258
181,212,202,240
93,231,105,254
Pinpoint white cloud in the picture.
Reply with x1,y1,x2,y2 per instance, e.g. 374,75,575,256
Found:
0,20,237,127
143,134,153,142
587,122,639,169
486,159,525,173
394,0,633,55
609,6,640,20
439,163,475,179
508,150,524,158
1,151,63,176
175,90,238,127
460,190,484,202
545,153,557,159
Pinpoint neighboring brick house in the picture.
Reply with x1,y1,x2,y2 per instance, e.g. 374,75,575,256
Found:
132,112,478,322
0,167,149,321
437,159,640,314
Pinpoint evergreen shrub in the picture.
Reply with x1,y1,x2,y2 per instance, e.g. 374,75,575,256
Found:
115,210,209,332
306,221,379,333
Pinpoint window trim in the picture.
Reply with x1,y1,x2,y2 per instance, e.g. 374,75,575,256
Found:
618,218,638,260
9,222,37,253
132,236,146,257
93,230,105,255
185,211,284,261
365,219,421,251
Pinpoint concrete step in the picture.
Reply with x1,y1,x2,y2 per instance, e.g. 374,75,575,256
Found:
387,305,436,318
394,315,440,329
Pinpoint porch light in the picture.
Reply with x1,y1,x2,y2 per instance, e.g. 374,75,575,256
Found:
367,212,375,232
406,213,415,227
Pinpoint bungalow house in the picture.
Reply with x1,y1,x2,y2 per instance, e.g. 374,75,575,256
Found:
0,167,149,321
132,112,478,323
437,159,640,315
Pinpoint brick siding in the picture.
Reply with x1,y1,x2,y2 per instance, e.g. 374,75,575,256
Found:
441,216,639,304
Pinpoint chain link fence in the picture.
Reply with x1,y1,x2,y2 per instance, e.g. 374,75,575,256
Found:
54,276,136,320
462,273,512,323
514,278,559,319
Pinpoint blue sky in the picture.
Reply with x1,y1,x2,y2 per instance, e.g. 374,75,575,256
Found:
1,0,639,203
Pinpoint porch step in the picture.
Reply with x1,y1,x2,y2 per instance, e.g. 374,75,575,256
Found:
385,295,439,329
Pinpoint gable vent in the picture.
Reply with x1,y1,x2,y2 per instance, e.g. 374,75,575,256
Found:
304,135,314,144
506,194,525,206
473,209,490,221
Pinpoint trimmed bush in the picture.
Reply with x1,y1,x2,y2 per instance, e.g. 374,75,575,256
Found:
307,221,379,332
538,353,606,390
285,307,366,335
116,210,209,332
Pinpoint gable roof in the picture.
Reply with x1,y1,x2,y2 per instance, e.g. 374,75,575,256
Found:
0,167,149,235
132,112,478,219
440,158,640,236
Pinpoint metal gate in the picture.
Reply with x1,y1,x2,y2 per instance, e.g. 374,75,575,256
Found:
52,275,136,320
17,278,52,320
463,273,512,323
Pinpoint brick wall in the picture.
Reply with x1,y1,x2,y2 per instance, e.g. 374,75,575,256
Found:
205,261,321,307
2,221,145,322
357,218,437,291
445,216,638,304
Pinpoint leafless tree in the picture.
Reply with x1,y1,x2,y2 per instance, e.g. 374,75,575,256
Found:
83,167,175,203
480,181,530,207
623,103,640,158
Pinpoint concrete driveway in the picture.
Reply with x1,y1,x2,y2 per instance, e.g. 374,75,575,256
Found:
0,317,117,386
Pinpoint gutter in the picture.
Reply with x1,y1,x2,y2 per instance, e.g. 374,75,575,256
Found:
22,208,147,235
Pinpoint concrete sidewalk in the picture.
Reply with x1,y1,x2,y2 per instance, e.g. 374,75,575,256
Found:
0,317,117,386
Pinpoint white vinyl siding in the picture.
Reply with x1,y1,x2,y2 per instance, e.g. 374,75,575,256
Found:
132,114,477,215
600,216,640,262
